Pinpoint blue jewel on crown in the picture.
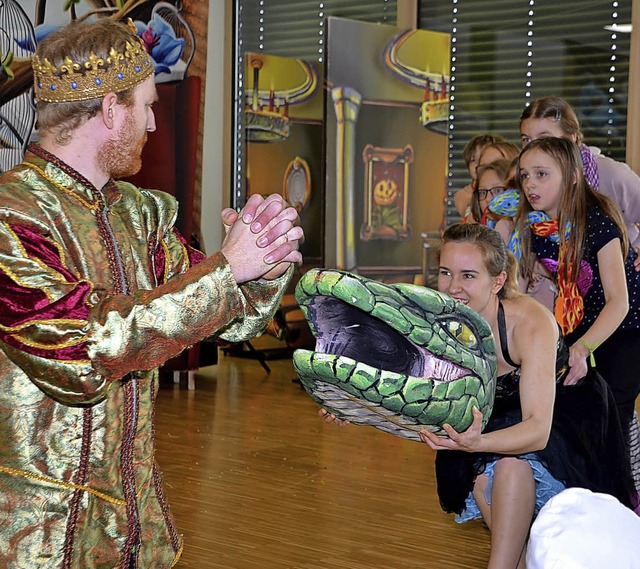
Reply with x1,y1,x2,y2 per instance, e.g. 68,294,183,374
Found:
135,65,141,72
95,78,102,86
118,73,124,80
50,84,55,91
71,82,78,89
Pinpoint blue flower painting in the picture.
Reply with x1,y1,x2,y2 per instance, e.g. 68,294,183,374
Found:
135,13,186,76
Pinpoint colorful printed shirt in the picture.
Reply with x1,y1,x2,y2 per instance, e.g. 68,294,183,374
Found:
530,205,640,342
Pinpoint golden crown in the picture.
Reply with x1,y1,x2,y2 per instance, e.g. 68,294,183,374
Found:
32,34,154,103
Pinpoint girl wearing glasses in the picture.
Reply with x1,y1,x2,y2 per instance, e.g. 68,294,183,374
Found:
470,159,514,228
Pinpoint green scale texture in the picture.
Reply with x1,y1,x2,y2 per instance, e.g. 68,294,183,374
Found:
293,269,497,441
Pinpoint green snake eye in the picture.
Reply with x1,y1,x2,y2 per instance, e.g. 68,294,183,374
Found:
445,321,478,349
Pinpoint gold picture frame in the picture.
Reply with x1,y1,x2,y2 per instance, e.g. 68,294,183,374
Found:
361,144,414,241
282,156,311,213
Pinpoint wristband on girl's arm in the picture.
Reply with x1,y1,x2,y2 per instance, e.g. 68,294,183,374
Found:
578,338,598,367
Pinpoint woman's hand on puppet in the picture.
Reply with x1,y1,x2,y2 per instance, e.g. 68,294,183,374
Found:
317,408,350,427
419,406,484,452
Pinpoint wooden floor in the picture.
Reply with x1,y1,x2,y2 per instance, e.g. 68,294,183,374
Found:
155,350,491,569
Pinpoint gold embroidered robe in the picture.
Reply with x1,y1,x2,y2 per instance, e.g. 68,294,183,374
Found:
0,146,291,568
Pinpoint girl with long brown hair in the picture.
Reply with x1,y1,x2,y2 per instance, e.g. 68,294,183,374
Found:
515,137,640,454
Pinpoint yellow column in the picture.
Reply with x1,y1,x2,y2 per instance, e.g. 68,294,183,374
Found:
331,86,362,270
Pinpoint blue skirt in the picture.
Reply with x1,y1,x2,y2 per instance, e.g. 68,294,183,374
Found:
455,454,566,523
436,369,635,516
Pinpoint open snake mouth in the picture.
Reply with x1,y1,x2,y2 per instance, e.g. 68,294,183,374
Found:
293,269,496,439
311,297,468,383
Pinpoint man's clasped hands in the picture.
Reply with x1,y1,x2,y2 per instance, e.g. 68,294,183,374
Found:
220,193,304,284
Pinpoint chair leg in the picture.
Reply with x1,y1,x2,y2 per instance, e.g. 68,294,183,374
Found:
245,341,271,373
187,370,196,391
173,371,181,384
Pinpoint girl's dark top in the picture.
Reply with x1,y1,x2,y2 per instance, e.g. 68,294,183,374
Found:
530,205,640,344
435,302,635,514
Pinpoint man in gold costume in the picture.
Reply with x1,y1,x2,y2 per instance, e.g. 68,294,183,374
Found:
0,19,302,569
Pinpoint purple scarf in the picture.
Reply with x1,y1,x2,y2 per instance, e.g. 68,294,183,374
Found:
580,144,600,189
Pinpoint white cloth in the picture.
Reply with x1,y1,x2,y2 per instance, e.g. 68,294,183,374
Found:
526,487,640,569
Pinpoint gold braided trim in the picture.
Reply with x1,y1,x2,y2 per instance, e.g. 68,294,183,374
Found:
161,239,172,283
0,464,126,505
1,327,90,352
9,218,70,270
177,239,190,270
0,251,53,305
0,223,94,308
170,539,184,568
32,21,154,103
159,236,191,282
0,316,87,332
2,221,71,289
22,162,100,211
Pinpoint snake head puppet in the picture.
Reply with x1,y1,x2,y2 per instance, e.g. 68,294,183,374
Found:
293,269,497,441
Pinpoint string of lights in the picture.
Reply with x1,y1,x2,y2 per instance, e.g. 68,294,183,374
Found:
446,0,458,203
525,0,534,103
607,1,619,147
318,3,325,62
234,2,248,206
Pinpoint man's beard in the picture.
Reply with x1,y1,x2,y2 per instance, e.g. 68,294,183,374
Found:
100,112,147,180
